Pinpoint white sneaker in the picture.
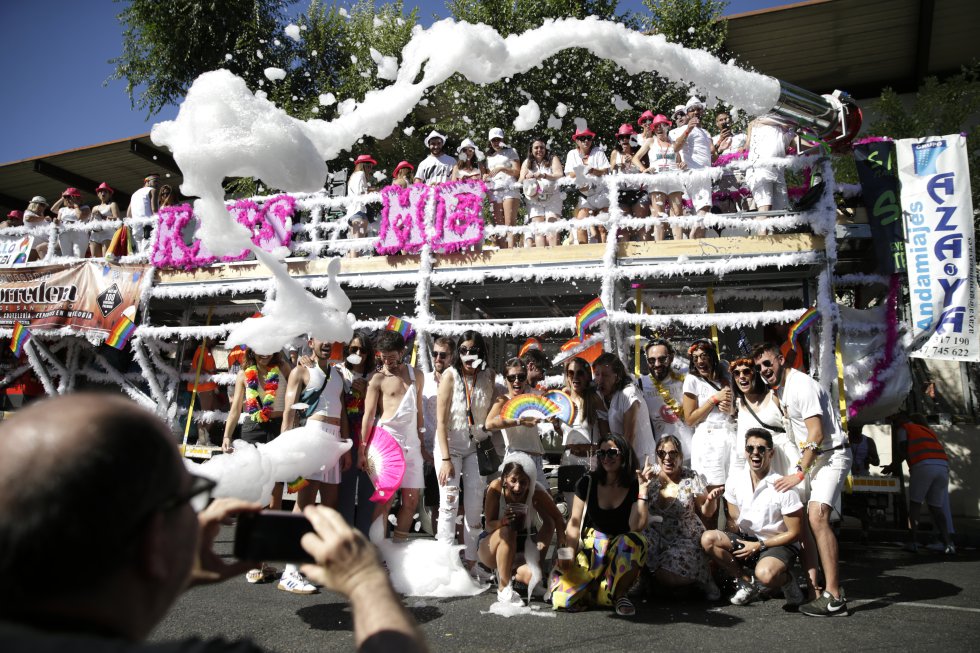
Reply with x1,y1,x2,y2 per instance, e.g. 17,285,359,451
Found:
730,579,761,606
497,585,524,606
781,572,805,606
944,543,957,555
702,578,722,601
277,570,318,595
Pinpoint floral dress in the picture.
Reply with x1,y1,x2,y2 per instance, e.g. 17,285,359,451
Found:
643,466,710,584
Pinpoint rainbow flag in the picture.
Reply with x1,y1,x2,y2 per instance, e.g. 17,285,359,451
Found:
287,476,310,494
385,316,414,340
105,316,136,350
575,298,607,342
9,321,31,357
518,337,541,357
559,336,603,363
787,307,819,348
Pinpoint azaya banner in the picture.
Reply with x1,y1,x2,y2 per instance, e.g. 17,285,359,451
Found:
0,261,148,338
896,134,979,362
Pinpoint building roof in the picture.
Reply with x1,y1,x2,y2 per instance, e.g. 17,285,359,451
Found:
725,0,978,99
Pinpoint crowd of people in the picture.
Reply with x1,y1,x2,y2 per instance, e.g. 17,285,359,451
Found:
345,97,801,249
207,328,856,619
0,172,176,261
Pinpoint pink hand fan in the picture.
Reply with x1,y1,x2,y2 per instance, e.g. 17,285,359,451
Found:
365,425,406,502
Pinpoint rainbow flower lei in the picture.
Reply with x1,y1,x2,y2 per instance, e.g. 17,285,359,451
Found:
244,365,281,423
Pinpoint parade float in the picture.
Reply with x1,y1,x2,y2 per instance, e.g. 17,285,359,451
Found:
0,18,974,465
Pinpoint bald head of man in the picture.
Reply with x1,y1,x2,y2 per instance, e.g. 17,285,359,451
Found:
0,393,199,639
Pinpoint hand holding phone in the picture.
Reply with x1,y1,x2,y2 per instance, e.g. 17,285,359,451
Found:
233,510,316,563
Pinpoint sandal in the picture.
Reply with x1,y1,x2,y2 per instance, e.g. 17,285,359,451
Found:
615,596,636,617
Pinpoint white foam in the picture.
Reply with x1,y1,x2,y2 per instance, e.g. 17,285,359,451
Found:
264,67,287,81
285,23,301,42
319,92,336,106
482,601,556,618
513,99,540,131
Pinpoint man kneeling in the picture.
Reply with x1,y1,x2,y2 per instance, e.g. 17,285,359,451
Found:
701,428,805,607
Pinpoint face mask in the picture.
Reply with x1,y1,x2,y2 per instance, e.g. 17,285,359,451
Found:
346,353,362,366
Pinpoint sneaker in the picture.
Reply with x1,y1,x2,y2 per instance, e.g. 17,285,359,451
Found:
799,589,848,617
702,578,722,601
469,563,494,583
245,564,277,584
944,543,957,555
781,573,805,607
277,570,318,595
730,579,761,606
497,585,524,606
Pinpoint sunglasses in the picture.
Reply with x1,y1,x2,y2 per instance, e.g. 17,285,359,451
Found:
506,373,528,382
745,445,770,455
433,351,451,359
755,360,776,371
348,346,364,354
640,119,652,125
656,450,680,460
733,367,754,377
617,135,631,140
576,137,593,142
647,356,669,365
566,368,588,377
596,449,621,460
459,346,481,355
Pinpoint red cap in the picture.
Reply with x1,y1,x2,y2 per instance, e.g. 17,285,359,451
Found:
62,187,82,198
637,110,655,126
651,114,673,128
353,154,377,167
95,182,114,194
6,210,23,220
616,123,636,137
573,128,596,141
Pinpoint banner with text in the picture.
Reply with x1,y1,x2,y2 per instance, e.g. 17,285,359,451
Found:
896,134,979,361
0,262,148,337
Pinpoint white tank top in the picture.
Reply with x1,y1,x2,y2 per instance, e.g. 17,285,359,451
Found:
129,186,154,219
303,363,345,419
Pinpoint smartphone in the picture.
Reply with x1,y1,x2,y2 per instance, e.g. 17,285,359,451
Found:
233,510,315,563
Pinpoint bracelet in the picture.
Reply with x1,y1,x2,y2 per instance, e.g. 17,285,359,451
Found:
711,396,719,405
801,441,821,454
442,457,450,461
637,497,647,502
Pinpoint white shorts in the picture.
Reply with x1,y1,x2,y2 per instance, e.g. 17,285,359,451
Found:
748,171,788,209
305,420,344,484
527,195,562,219
808,447,851,508
684,173,712,212
646,174,684,196
908,463,949,507
576,191,610,211
691,422,734,486
489,187,521,203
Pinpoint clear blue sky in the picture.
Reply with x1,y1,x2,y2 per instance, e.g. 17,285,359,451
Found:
0,0,784,164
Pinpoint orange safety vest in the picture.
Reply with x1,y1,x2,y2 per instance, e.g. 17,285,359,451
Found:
904,423,948,466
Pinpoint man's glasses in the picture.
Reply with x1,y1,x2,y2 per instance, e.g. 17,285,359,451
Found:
506,373,528,382
596,449,621,460
647,356,669,365
755,360,776,371
459,346,480,355
733,367,754,377
433,351,450,359
656,450,680,460
745,445,769,455
163,474,217,514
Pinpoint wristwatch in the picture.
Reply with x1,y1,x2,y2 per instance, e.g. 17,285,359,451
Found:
758,539,768,552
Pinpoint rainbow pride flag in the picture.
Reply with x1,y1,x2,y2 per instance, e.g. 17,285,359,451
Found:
385,316,414,340
9,321,31,357
105,316,136,350
575,298,607,342
287,476,310,494
787,307,819,348
518,337,541,357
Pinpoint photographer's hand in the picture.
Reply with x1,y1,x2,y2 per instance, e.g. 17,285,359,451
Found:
190,498,262,587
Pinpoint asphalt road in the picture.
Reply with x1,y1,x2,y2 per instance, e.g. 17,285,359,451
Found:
152,527,980,652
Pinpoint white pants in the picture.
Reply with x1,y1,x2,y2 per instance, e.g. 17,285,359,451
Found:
435,448,486,562
58,229,89,257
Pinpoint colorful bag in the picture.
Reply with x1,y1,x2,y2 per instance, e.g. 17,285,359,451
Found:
105,224,135,260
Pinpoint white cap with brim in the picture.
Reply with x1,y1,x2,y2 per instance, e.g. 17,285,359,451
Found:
30,196,48,205
424,130,447,147
457,137,480,154
488,127,506,142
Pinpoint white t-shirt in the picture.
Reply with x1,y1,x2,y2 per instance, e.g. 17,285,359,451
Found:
486,147,519,189
415,153,456,185
669,126,712,169
57,207,82,223
346,170,370,215
683,374,730,427
607,384,656,462
747,123,795,182
777,368,846,449
421,371,442,454
725,467,804,539
637,375,693,463
129,186,154,219
564,148,610,175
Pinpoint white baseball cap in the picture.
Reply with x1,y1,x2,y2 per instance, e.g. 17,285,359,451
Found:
488,127,506,142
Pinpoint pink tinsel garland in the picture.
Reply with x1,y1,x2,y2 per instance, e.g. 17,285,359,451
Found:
375,183,428,255
851,136,893,147
432,179,487,253
847,274,901,418
713,150,747,167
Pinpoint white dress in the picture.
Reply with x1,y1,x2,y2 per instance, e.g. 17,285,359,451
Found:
682,374,735,485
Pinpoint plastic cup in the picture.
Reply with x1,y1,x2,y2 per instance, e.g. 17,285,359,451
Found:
557,546,574,570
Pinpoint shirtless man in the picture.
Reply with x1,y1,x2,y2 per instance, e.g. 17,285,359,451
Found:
362,331,429,541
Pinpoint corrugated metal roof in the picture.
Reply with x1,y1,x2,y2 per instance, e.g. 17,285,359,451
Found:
725,0,979,99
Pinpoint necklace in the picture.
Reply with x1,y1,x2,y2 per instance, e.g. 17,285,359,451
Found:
651,372,685,418
244,364,281,423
